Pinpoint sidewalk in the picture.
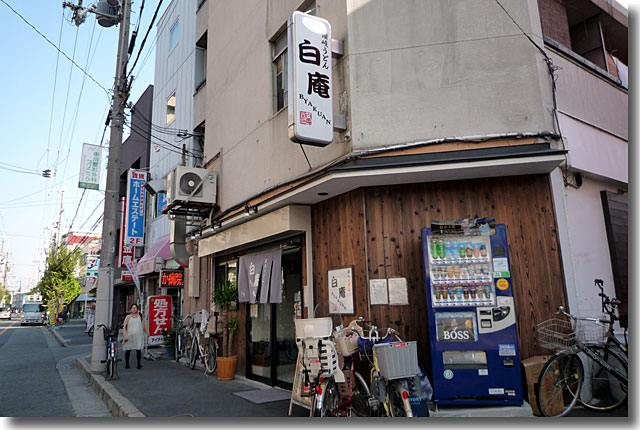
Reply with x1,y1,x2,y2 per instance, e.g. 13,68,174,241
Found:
54,322,535,418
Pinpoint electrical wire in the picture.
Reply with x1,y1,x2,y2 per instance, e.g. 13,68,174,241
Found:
127,0,164,80
123,120,198,158
65,189,87,235
54,26,80,170
0,0,111,98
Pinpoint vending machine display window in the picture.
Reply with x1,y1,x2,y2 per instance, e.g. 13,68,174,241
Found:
435,312,478,343
427,235,496,308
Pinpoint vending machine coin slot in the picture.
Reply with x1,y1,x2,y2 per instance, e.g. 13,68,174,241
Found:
503,357,515,367
492,306,510,322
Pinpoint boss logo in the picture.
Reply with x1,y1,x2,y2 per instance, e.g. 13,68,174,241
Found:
441,329,471,341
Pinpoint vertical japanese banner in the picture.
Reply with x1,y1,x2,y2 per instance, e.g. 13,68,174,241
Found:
147,295,172,346
118,197,135,267
124,169,147,246
288,11,333,146
78,143,102,189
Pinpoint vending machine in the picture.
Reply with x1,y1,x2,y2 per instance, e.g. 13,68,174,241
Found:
421,218,523,406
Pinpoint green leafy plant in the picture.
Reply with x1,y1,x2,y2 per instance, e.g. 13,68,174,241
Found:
161,328,176,345
212,281,238,357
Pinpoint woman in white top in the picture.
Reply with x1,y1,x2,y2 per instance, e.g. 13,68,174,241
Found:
123,304,149,369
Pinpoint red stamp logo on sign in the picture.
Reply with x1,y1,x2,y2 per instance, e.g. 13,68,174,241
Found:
300,111,312,125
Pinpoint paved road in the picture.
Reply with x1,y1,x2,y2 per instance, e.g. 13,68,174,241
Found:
0,316,111,417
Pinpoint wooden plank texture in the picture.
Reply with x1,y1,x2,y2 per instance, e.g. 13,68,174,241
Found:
311,174,566,365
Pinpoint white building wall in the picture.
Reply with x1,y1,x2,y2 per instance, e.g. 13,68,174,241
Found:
149,0,198,244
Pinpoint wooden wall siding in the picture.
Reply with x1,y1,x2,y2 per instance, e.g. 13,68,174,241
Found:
311,174,567,364
312,189,369,319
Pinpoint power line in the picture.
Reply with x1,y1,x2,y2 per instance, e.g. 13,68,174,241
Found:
127,0,163,79
42,10,65,173
0,0,111,97
66,189,87,235
54,25,80,169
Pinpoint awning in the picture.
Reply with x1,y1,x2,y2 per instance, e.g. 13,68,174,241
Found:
74,293,96,302
137,236,172,275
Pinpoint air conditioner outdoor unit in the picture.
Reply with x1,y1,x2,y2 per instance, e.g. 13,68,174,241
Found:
167,166,217,205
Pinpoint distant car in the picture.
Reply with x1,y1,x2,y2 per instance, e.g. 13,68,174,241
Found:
0,307,12,320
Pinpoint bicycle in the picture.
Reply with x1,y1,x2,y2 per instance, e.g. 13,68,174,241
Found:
594,279,627,359
535,306,628,417
295,317,346,417
174,314,193,363
96,324,122,380
187,309,219,374
353,318,423,417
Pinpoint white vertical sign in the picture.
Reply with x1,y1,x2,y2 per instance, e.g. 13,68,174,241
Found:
288,11,333,146
78,143,102,189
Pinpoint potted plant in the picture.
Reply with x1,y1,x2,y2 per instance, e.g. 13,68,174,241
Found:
212,280,238,380
161,328,176,360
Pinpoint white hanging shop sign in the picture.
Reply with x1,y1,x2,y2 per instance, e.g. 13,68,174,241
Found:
287,11,333,146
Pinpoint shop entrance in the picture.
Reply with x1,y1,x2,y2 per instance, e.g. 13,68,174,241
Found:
246,244,302,389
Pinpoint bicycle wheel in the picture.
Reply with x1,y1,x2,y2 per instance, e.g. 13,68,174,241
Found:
536,353,583,417
314,378,340,417
183,331,193,364
351,371,373,417
204,337,218,374
389,380,413,417
578,346,627,411
175,332,183,362
190,336,199,370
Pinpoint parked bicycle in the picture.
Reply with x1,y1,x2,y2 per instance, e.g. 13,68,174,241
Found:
187,309,219,374
295,316,346,417
594,279,628,359
535,305,628,416
174,314,193,363
353,318,423,417
96,323,122,380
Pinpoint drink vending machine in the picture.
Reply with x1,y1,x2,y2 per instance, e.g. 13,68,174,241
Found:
421,218,523,405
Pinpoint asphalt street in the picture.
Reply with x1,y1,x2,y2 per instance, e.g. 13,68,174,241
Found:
0,315,111,417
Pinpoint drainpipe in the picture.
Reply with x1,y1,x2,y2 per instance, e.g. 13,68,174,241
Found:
170,217,190,268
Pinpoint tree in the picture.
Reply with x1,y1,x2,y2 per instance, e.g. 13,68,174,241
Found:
37,245,83,319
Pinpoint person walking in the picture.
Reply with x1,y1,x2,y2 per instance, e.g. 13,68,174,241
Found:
122,304,149,369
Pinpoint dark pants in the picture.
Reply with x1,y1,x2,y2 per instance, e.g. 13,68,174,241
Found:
125,350,142,368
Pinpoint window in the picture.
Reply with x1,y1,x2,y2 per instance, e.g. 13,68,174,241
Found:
169,20,179,52
271,2,315,113
195,32,207,91
272,30,288,112
166,92,176,125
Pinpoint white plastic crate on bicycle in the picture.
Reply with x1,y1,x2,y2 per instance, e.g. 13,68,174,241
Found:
295,317,345,383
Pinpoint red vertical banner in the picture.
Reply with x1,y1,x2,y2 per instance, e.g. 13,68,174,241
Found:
147,295,172,345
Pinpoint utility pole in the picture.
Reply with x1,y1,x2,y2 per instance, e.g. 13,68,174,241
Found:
91,0,131,373
62,0,132,373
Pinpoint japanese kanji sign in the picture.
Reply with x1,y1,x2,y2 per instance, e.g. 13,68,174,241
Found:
147,295,172,346
328,266,354,314
288,11,333,146
160,270,184,288
78,143,102,190
124,169,147,246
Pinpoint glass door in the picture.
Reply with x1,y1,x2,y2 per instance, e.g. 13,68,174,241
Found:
246,243,302,389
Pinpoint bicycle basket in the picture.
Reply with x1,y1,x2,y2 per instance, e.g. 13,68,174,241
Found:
576,318,607,345
536,318,576,351
335,334,359,357
102,327,118,341
374,341,420,380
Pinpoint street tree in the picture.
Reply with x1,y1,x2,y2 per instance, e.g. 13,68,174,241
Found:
37,245,83,321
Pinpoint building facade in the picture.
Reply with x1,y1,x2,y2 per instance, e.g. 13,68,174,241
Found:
163,0,626,390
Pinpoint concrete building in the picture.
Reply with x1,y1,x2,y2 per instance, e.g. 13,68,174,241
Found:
62,231,101,318
164,0,626,390
140,0,202,322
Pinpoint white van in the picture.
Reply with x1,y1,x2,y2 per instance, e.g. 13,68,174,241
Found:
0,307,11,320
22,303,46,325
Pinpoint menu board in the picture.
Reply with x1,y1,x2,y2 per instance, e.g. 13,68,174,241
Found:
427,235,495,307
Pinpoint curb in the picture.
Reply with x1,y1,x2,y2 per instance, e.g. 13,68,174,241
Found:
47,325,68,347
77,357,146,417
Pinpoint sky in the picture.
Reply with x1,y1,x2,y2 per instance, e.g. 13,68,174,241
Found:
0,0,166,293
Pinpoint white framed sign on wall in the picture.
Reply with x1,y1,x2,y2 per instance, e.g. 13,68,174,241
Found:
328,266,354,314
